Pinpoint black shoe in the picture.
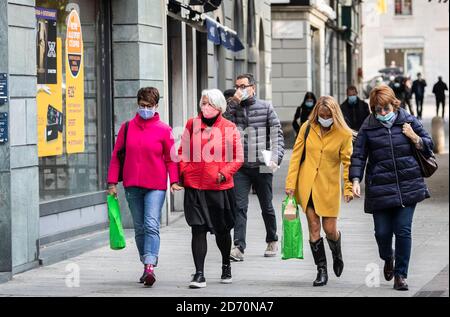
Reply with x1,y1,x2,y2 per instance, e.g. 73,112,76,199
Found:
221,265,232,284
384,257,395,282
189,272,206,289
394,276,409,291
326,232,344,277
310,238,328,287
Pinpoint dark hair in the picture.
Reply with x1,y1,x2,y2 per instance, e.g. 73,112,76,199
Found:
137,87,160,105
223,89,236,99
347,85,358,94
236,73,256,86
301,91,317,106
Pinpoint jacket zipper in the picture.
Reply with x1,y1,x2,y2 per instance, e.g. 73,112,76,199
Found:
388,129,405,207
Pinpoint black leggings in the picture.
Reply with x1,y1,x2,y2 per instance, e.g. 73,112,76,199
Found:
192,226,231,273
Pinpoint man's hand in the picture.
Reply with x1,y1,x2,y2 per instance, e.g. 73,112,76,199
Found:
233,89,244,103
171,183,184,193
269,161,279,173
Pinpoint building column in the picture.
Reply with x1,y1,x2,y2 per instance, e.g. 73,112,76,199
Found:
111,0,166,227
0,0,12,283
1,0,40,276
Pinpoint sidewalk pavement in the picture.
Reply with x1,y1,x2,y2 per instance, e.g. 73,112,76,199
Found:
0,101,448,297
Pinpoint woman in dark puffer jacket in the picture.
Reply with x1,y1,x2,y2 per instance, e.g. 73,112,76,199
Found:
350,85,434,292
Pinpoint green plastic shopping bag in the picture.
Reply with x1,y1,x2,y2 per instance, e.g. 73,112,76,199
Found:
107,194,126,250
281,196,304,260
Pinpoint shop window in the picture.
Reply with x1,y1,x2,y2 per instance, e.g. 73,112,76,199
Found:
395,0,413,15
36,0,105,201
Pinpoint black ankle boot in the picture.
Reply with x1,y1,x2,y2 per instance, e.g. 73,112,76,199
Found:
327,232,344,277
310,238,328,287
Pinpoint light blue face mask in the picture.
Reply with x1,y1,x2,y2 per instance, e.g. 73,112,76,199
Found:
318,117,334,128
376,111,396,122
240,88,249,101
348,96,358,104
138,108,156,120
305,101,315,108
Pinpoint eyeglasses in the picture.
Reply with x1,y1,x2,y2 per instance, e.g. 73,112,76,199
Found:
374,105,393,114
234,84,253,90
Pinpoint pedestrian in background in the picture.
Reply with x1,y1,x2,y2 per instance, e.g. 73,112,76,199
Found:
403,76,415,116
285,96,354,287
340,86,370,133
350,85,434,291
390,76,407,108
412,73,427,120
225,73,285,262
107,87,182,287
293,92,318,135
179,89,243,289
433,76,449,119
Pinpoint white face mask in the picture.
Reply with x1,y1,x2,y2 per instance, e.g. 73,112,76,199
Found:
318,117,334,128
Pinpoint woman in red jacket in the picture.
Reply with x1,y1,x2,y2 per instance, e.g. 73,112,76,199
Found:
179,89,244,289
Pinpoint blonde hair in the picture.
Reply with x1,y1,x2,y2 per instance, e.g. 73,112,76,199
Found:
309,96,353,136
369,84,401,113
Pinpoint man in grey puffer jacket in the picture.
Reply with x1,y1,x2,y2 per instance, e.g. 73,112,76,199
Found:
224,74,285,261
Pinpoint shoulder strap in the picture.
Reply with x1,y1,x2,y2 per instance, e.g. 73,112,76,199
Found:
123,121,129,151
300,123,311,165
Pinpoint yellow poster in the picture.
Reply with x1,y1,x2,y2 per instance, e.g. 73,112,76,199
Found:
65,9,85,154
37,37,63,157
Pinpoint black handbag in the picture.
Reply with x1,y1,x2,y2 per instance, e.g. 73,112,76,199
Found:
117,121,129,183
412,145,438,178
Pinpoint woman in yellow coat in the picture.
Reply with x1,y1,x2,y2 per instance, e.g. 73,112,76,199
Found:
285,96,354,287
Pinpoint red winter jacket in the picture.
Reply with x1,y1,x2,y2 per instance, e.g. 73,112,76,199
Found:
178,114,244,191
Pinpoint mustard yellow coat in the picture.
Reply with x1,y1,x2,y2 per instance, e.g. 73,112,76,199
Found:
285,122,353,218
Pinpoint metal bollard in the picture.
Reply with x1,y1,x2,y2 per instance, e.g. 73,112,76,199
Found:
432,117,446,154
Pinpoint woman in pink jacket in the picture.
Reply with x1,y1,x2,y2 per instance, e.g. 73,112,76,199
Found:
107,87,182,287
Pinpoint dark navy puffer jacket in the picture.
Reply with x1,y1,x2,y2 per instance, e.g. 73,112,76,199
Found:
225,97,285,169
350,108,433,213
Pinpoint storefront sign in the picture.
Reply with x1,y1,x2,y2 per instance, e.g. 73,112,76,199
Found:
36,7,57,85
65,9,85,154
37,38,63,157
0,73,7,106
0,112,8,144
272,21,304,39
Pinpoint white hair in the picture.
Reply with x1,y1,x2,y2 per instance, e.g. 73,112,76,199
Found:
200,89,227,113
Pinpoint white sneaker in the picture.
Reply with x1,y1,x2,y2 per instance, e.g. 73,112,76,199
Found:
230,247,244,262
264,242,278,257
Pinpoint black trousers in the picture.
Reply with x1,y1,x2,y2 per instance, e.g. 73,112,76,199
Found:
233,167,278,252
436,98,446,118
415,97,424,119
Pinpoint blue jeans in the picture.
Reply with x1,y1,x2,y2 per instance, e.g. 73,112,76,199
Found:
373,204,416,278
125,187,166,266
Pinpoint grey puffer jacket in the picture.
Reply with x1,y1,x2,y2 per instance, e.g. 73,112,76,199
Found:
225,97,285,169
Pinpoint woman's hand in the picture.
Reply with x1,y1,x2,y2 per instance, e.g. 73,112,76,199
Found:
285,189,295,197
344,195,354,203
352,181,361,199
108,184,118,198
171,183,184,193
402,123,420,144
217,173,226,184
